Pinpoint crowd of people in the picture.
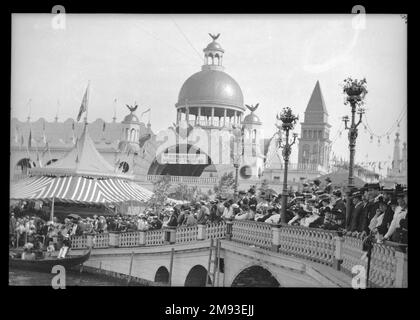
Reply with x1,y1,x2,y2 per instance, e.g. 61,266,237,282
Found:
9,177,408,256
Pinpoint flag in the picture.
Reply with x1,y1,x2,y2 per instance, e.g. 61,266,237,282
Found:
77,84,89,122
141,108,151,118
102,122,106,132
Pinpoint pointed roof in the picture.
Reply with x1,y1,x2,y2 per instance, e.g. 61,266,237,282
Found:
304,81,328,124
30,123,133,180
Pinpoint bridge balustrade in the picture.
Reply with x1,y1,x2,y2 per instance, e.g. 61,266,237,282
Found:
175,225,198,243
119,231,143,247
276,224,337,266
231,220,272,250
70,235,88,249
93,233,110,248
206,221,227,240
145,229,165,246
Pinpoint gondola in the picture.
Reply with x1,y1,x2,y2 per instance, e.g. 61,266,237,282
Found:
9,248,91,273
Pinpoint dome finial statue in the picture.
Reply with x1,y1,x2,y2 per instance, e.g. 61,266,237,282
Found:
209,33,220,41
245,103,259,113
126,103,138,113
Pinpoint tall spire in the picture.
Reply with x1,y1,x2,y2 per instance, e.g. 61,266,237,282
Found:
304,81,328,123
392,132,401,170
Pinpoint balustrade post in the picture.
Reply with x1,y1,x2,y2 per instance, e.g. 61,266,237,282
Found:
271,224,282,252
225,220,233,240
108,231,120,248
197,224,206,240
139,230,146,246
164,226,177,244
333,233,344,270
395,248,408,288
86,233,95,248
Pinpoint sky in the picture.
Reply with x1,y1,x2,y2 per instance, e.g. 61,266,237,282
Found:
11,14,407,173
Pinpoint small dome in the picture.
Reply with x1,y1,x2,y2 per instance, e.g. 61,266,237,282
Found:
243,113,261,125
204,41,224,53
123,113,140,123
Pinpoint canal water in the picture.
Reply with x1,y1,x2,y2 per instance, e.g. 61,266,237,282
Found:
9,268,145,286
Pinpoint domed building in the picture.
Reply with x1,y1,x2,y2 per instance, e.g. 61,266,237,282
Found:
175,34,245,129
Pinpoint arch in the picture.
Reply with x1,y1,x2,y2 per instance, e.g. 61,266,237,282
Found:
45,159,58,166
16,158,36,174
184,265,211,287
231,265,280,287
154,266,169,284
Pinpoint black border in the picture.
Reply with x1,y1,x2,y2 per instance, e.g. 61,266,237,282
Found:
3,2,412,318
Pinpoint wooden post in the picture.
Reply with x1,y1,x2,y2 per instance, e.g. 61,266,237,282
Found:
216,239,221,287
206,239,213,287
168,248,175,286
50,197,55,222
212,240,217,287
127,251,134,284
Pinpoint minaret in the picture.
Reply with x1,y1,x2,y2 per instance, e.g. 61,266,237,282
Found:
392,132,401,171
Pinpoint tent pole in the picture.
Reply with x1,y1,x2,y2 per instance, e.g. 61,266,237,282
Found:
50,197,55,222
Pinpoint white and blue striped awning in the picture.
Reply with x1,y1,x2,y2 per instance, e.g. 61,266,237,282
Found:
10,176,154,204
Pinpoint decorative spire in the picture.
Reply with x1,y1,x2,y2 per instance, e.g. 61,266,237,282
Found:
113,98,117,123
392,132,401,170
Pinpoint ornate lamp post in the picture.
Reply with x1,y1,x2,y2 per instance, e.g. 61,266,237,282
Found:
232,125,243,200
342,77,367,228
276,107,299,223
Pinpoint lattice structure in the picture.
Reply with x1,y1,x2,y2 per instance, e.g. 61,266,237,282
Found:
231,220,272,250
175,225,198,243
145,230,165,246
119,231,142,247
70,234,88,249
206,221,227,240
93,233,110,248
278,225,337,266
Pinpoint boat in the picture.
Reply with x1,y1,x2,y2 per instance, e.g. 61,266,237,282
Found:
9,248,91,273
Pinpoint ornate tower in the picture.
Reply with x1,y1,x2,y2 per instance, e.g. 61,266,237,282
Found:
241,104,264,179
297,81,331,169
392,132,401,172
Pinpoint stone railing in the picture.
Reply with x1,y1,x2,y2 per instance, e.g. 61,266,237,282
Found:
119,231,144,247
145,229,165,246
206,221,227,240
93,233,110,248
70,235,88,249
341,235,407,288
175,225,198,244
231,220,273,251
273,224,338,266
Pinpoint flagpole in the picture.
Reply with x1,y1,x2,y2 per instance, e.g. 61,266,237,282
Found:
50,197,55,222
85,81,90,124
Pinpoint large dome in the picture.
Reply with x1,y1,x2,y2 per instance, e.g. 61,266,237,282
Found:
177,70,244,110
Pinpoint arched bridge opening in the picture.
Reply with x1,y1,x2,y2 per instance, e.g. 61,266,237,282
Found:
184,265,212,287
154,266,169,284
231,265,280,287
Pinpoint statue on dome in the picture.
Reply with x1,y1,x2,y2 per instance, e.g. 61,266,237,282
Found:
245,103,259,113
209,33,220,41
126,103,138,113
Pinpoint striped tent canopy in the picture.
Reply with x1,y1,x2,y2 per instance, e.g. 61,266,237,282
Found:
10,175,154,204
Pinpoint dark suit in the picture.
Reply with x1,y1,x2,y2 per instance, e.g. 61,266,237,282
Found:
350,201,364,232
376,206,395,236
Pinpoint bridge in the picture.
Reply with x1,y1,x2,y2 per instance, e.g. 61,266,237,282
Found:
68,221,407,287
